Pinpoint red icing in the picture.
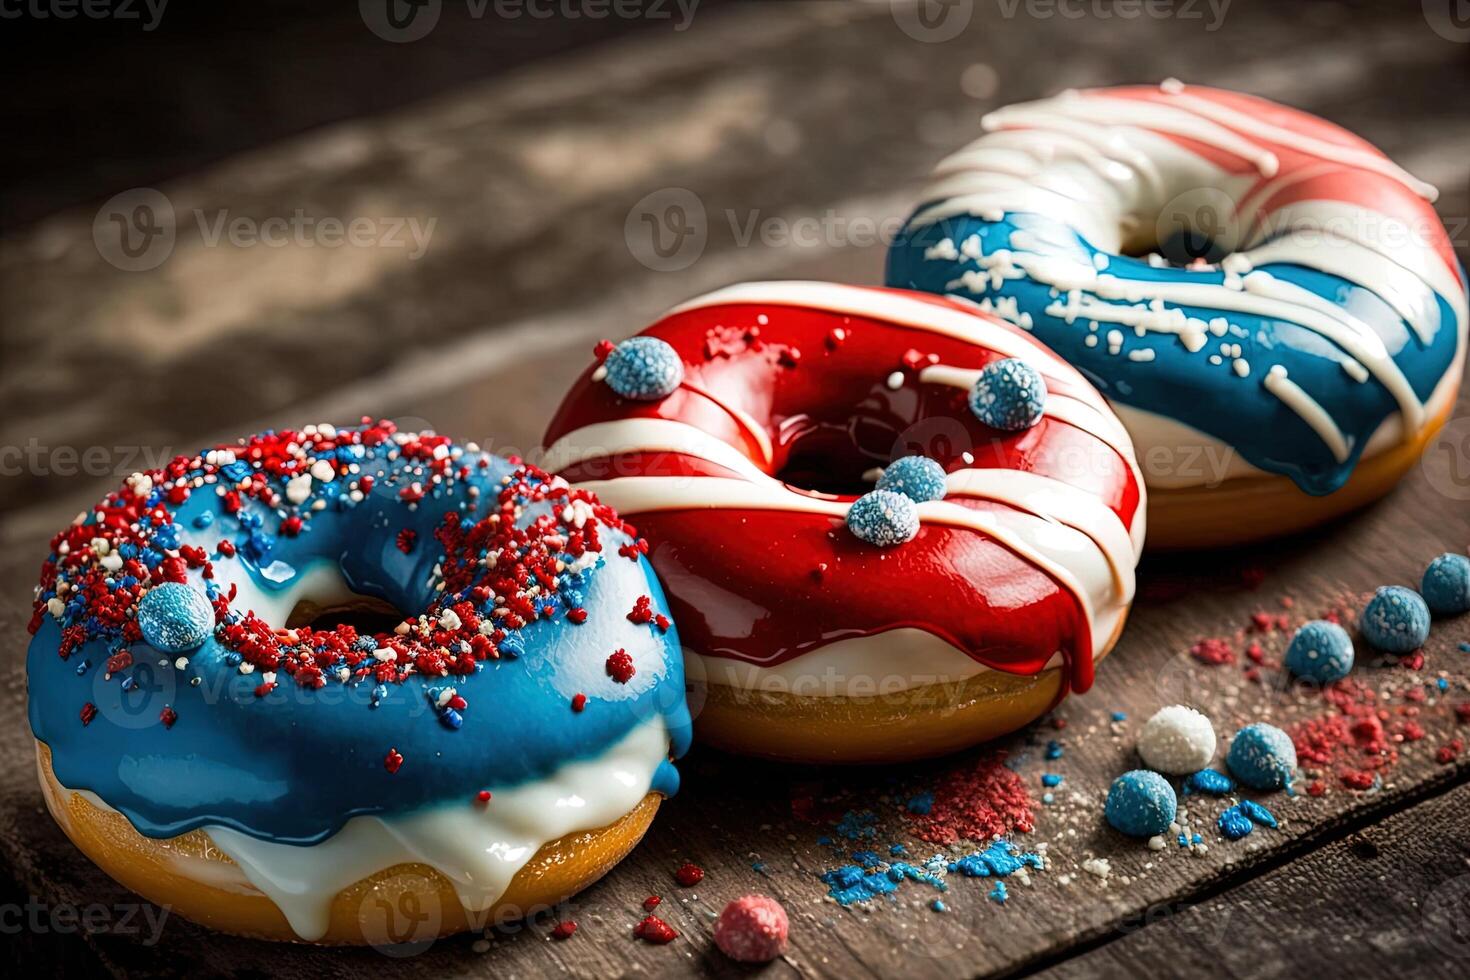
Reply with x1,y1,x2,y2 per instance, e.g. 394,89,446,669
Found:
544,289,1142,695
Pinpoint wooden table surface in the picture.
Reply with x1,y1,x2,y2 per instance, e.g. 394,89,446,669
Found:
3,2,1469,977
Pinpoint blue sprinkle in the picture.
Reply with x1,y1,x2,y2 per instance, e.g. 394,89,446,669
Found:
1360,586,1431,654
1285,620,1355,683
370,684,388,707
853,850,882,868
354,636,378,652
120,674,136,692
907,792,934,815
876,456,948,503
1218,806,1254,840
751,862,767,873
1042,792,1055,805
192,511,215,529
137,583,215,653
1422,553,1470,616
221,461,252,483
846,490,919,547
1186,768,1235,795
604,336,684,400
1042,773,1062,787
1238,800,1277,829
439,708,463,730
989,881,1008,904
969,357,1047,430
1106,770,1177,837
889,843,907,856
1045,740,1064,760
1460,642,1470,654
816,835,833,846
1177,834,1189,847
1438,678,1449,691
1191,833,1203,845
948,839,1043,878
74,659,91,676
1227,723,1297,790
1112,711,1128,722
931,899,947,913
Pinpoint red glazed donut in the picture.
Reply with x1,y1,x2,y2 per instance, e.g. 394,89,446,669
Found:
544,282,1145,762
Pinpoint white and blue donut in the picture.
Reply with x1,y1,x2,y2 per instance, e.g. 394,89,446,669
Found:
888,82,1467,545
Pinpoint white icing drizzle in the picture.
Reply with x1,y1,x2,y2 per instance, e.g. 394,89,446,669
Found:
1263,365,1352,462
58,718,671,942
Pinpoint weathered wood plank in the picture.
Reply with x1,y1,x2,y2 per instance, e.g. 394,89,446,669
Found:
2,2,1469,978
1039,782,1470,980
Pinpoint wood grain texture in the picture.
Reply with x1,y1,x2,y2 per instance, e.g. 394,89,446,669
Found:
2,1,1469,977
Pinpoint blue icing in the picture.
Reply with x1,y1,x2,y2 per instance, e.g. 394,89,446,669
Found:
28,432,692,847
888,210,1464,495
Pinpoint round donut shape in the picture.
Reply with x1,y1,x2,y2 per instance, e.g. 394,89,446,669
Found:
544,282,1146,763
25,421,691,942
887,82,1467,548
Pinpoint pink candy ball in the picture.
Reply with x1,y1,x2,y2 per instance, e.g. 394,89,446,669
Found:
713,894,789,963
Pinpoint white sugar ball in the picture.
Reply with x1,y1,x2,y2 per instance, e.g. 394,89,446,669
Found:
1138,705,1217,775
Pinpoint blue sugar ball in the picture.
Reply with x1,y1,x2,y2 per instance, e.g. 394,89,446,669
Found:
846,490,919,547
1284,620,1354,683
876,456,947,503
1105,770,1177,838
969,358,1046,431
137,582,215,654
604,336,684,400
1360,585,1431,653
1226,723,1297,790
1422,553,1470,616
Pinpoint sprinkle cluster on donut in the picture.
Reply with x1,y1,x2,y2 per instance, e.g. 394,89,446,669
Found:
543,282,1146,698
887,81,1468,496
27,419,691,936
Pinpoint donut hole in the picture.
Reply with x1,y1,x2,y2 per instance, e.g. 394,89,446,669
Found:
284,595,406,636
1125,185,1243,266
774,414,905,498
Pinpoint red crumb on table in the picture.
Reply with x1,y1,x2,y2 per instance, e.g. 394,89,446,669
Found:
643,895,661,910
674,863,704,887
550,920,577,940
714,895,789,963
1190,637,1236,666
907,752,1034,844
633,915,678,944
1437,740,1463,764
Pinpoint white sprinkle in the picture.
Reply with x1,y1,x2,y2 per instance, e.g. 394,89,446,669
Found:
373,647,398,662
174,657,189,670
1127,349,1156,362
886,371,904,390
310,459,336,483
100,553,123,572
591,365,608,383
439,608,463,631
285,474,313,505
46,597,65,618
1147,835,1166,851
1233,358,1251,378
1082,857,1112,879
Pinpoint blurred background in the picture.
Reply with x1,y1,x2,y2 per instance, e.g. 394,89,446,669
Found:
2,0,1467,545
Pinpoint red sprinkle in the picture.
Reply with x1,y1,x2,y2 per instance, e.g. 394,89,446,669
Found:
1437,739,1463,765
550,920,577,940
476,790,492,803
627,595,654,624
566,607,588,624
907,751,1034,844
594,339,616,363
80,702,97,726
633,915,678,944
396,529,417,554
159,707,178,729
643,895,662,911
1190,637,1236,666
606,649,636,684
674,862,704,887
384,748,404,774
571,693,587,713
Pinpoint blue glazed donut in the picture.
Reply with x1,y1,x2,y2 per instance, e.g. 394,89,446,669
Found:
27,420,691,942
888,83,1467,547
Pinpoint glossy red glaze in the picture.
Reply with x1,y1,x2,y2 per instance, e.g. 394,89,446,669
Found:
544,286,1143,694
